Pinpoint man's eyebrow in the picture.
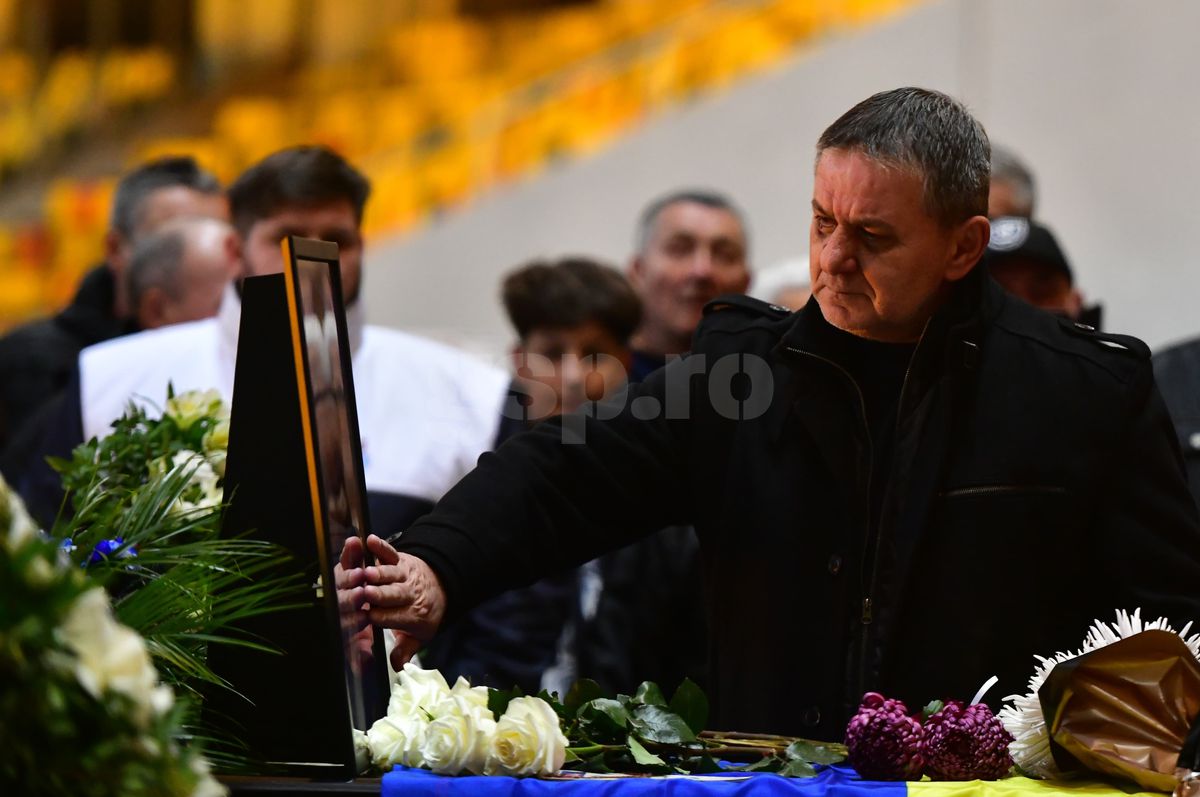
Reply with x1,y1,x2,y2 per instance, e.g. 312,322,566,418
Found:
853,216,896,233
809,202,896,234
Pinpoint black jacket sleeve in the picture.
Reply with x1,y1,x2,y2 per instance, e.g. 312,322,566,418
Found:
395,358,698,621
1087,362,1200,624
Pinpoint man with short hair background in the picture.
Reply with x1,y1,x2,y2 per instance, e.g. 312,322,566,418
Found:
10,146,509,538
0,156,227,453
127,217,239,331
627,190,751,380
357,87,1200,738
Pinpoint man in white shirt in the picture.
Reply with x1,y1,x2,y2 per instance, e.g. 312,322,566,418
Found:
20,146,509,538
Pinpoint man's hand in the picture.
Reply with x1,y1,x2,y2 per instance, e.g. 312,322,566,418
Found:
363,534,447,670
335,535,368,634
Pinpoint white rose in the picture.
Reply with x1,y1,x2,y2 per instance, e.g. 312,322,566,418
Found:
421,695,496,775
165,389,224,431
484,696,568,777
2,476,38,549
189,756,228,797
390,663,451,719
368,714,426,770
61,587,172,726
450,676,491,713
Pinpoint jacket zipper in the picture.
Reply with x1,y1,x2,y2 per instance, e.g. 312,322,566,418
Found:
785,346,876,691
853,317,930,697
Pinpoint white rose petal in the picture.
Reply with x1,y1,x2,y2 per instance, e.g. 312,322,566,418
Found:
450,676,491,713
391,663,452,719
165,389,224,431
421,695,496,775
190,756,228,797
485,697,568,777
2,477,39,549
368,714,426,770
61,587,168,726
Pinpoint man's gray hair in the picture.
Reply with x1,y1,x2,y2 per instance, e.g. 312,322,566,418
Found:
634,189,749,254
990,144,1036,218
127,227,188,307
110,156,222,239
816,87,990,226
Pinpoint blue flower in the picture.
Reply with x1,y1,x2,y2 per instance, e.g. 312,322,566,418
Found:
89,537,137,564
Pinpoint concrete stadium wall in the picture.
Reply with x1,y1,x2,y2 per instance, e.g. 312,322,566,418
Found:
363,0,1200,360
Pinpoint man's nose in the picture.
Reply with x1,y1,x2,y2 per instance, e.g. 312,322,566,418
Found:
819,229,858,275
688,248,716,281
559,353,584,387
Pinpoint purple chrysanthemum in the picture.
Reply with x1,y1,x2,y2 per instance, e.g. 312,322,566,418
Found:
844,692,924,780
923,701,1013,780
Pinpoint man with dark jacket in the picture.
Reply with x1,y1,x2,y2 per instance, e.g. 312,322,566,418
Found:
0,157,226,452
357,87,1200,740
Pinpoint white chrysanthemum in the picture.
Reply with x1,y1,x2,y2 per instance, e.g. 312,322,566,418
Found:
999,608,1200,778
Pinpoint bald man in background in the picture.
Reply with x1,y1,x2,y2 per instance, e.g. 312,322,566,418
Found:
126,218,239,331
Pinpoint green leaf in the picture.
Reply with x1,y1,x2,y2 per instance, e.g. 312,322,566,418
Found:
779,759,818,778
488,686,522,721
579,698,629,741
734,756,780,773
564,679,603,715
563,748,581,764
785,740,845,765
633,681,667,707
688,755,724,774
669,677,709,734
536,688,570,720
922,699,945,722
626,735,667,767
629,704,696,744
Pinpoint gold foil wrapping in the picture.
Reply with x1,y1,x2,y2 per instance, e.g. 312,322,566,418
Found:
1038,630,1200,793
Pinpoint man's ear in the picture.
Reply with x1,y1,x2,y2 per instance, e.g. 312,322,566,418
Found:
945,215,991,281
509,344,525,374
627,255,645,289
104,230,127,271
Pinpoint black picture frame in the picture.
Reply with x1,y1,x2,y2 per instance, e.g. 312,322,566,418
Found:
206,237,388,778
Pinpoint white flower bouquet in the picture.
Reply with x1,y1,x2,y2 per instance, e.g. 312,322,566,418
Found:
1,474,224,796
367,664,568,776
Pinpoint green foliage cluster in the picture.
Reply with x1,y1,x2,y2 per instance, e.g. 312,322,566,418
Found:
489,678,846,778
49,392,304,709
1,485,217,796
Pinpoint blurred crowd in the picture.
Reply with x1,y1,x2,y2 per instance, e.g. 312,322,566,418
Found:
2,135,1199,699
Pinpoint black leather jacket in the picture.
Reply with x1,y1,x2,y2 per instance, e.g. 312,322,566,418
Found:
398,268,1200,740
1153,336,1200,509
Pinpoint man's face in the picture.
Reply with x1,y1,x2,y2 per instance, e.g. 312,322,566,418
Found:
241,200,363,303
108,187,230,317
989,258,1081,318
629,201,749,352
810,148,987,342
513,321,632,419
166,230,239,325
988,179,1028,219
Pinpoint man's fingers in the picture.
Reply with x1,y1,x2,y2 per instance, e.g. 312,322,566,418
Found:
366,533,400,566
340,535,364,570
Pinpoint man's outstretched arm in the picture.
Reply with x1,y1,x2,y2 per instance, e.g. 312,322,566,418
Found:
362,360,701,665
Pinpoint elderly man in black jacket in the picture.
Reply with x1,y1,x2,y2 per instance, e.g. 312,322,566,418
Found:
355,87,1200,740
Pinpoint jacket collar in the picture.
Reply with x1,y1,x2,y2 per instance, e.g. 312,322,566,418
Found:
778,265,1000,381
55,264,133,344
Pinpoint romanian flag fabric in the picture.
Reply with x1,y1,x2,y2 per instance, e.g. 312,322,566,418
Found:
381,764,1161,797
